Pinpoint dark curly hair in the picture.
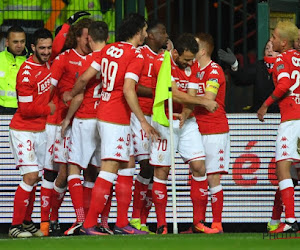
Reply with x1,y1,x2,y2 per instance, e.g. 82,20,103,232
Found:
174,33,199,56
64,18,92,50
116,13,147,42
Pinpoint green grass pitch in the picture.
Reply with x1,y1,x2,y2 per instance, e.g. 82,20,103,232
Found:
1,233,300,250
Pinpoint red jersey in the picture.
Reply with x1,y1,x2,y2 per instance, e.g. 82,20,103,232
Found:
10,57,52,131
137,45,157,115
272,49,300,122
51,49,88,124
152,53,199,114
194,60,229,134
46,89,59,125
75,50,102,119
94,42,144,125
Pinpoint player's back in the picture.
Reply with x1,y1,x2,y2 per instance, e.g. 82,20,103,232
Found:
97,42,144,125
273,49,300,122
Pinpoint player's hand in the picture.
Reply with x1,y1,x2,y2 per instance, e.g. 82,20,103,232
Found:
140,120,160,141
203,98,218,113
218,48,237,66
257,104,268,122
68,11,91,25
48,102,56,115
61,118,71,137
63,91,73,106
174,112,188,129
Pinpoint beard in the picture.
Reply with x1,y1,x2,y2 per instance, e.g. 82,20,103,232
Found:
35,50,51,64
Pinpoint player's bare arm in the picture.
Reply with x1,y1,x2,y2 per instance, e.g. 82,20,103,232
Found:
136,84,153,98
61,92,84,137
124,78,160,141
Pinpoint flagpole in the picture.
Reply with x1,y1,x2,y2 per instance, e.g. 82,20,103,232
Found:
168,89,178,234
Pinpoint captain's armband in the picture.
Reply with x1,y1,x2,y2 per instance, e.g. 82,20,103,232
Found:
205,80,220,94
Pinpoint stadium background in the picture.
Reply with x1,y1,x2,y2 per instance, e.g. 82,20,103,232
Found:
0,0,300,233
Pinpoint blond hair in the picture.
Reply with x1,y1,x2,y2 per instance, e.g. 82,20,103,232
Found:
276,21,299,47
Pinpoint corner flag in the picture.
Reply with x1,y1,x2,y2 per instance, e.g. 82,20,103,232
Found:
152,51,172,127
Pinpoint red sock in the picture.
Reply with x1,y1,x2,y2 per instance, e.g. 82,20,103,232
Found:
101,188,113,228
40,185,53,222
115,175,133,228
12,182,32,226
272,188,283,220
84,177,113,228
141,187,152,224
280,186,295,219
190,177,208,224
132,178,148,219
24,186,37,222
152,180,167,227
83,184,93,216
210,186,223,223
68,177,85,222
50,187,65,221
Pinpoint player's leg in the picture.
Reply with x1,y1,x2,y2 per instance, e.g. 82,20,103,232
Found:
8,130,44,238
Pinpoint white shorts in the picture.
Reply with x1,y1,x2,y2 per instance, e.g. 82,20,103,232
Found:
202,133,230,174
131,113,151,161
97,120,131,162
275,120,300,162
54,125,72,164
68,118,101,169
150,117,205,167
44,124,59,172
9,129,46,177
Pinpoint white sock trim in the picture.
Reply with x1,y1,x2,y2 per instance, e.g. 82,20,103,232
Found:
153,177,167,184
83,181,94,188
20,181,33,192
99,171,117,183
192,175,207,182
210,185,222,194
42,179,54,189
136,174,151,185
118,168,135,176
54,181,67,193
279,179,293,191
67,174,81,182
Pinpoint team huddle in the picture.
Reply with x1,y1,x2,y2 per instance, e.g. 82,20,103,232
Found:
7,12,300,238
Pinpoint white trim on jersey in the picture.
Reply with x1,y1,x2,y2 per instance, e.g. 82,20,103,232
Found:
278,72,290,81
51,78,58,87
91,61,101,71
125,72,139,83
187,82,199,89
18,95,33,102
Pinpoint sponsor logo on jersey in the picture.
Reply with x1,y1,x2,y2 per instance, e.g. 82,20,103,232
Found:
211,69,219,75
37,75,51,94
276,64,284,71
35,71,42,78
22,77,30,83
209,78,219,82
197,82,205,95
24,65,32,70
69,60,82,66
22,70,31,76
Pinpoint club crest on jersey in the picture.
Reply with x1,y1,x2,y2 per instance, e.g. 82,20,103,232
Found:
185,66,191,77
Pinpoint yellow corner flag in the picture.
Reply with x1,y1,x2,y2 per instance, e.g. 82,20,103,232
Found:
152,51,172,127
